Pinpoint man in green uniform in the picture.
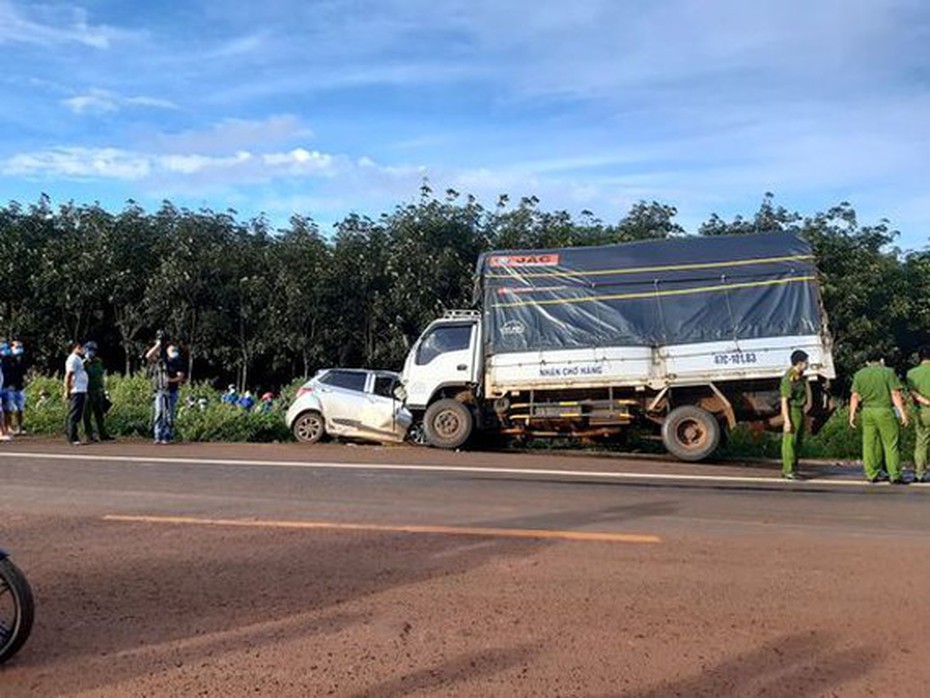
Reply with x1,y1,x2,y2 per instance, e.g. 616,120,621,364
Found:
82,341,113,442
906,346,930,483
849,354,909,484
780,349,810,480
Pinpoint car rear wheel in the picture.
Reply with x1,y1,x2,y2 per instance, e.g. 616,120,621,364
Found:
423,399,473,449
661,406,720,462
293,411,325,444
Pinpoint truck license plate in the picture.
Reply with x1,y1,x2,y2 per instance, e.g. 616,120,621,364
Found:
713,352,758,366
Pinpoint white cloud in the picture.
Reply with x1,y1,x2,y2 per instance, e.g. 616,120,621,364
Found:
2,147,152,179
0,1,132,48
0,143,402,188
62,89,177,115
151,116,313,155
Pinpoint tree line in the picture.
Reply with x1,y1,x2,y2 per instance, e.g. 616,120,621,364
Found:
1,187,927,393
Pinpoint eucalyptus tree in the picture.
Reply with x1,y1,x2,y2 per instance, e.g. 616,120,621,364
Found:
102,201,161,373
382,192,486,356
267,214,330,378
30,201,112,356
324,214,393,367
0,199,48,345
144,204,235,381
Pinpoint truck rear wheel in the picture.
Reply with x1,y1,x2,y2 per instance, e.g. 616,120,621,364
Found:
661,406,720,462
424,399,473,449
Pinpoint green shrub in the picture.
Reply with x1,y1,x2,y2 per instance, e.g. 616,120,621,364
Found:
719,406,918,463
22,375,67,437
176,403,291,442
22,373,295,443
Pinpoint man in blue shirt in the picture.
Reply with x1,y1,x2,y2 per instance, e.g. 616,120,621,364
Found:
3,341,28,435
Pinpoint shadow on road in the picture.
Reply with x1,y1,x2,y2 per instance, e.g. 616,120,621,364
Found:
1,502,646,694
349,643,539,698
616,631,880,698
474,498,679,532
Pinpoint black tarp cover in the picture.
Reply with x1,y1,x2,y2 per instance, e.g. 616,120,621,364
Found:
477,232,823,354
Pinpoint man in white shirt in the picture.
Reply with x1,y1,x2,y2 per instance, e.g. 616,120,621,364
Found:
64,341,88,445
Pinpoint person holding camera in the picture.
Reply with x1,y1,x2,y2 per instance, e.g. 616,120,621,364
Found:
145,333,186,445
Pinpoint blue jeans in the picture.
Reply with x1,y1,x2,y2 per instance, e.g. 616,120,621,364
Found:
154,390,179,442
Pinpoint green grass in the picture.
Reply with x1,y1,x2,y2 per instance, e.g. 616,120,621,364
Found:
719,406,917,463
23,374,300,443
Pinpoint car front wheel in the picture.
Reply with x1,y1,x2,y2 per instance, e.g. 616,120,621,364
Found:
293,411,325,444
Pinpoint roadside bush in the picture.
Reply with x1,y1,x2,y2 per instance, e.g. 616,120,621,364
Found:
23,373,294,443
719,407,918,463
22,375,67,437
176,404,291,442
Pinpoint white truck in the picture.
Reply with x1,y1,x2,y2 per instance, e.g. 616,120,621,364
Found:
398,232,835,461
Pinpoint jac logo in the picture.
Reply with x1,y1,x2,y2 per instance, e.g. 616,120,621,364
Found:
488,254,560,268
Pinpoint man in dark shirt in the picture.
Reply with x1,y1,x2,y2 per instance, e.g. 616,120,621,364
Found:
145,338,186,444
82,341,112,442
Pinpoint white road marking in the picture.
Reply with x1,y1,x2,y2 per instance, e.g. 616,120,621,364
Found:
0,450,926,489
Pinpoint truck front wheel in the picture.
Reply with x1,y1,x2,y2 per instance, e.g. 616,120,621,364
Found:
661,406,721,462
424,399,474,449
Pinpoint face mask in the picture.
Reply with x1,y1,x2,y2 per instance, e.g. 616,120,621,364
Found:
168,350,180,360
12,347,23,356
85,350,96,359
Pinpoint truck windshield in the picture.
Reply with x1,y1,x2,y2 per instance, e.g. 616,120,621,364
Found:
416,325,472,365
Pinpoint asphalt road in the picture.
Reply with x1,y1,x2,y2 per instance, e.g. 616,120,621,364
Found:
1,440,929,697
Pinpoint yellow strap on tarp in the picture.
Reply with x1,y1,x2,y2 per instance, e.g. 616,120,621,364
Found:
491,275,816,309
484,253,815,280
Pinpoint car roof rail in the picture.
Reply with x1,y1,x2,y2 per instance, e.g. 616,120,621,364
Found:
442,309,481,319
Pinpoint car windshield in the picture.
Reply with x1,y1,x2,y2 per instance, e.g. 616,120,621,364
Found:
416,325,472,365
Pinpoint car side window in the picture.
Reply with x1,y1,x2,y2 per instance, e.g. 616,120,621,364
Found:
320,370,367,392
416,325,473,366
372,375,396,398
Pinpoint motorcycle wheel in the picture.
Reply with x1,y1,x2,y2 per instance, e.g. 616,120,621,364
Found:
0,557,35,664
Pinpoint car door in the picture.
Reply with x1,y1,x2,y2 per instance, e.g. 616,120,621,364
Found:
316,370,369,436
358,373,406,441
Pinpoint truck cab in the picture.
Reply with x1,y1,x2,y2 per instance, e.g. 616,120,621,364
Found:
401,310,482,448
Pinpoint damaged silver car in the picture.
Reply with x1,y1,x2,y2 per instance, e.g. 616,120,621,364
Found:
285,369,412,444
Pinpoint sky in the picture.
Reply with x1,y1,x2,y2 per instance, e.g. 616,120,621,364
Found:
1,0,929,248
